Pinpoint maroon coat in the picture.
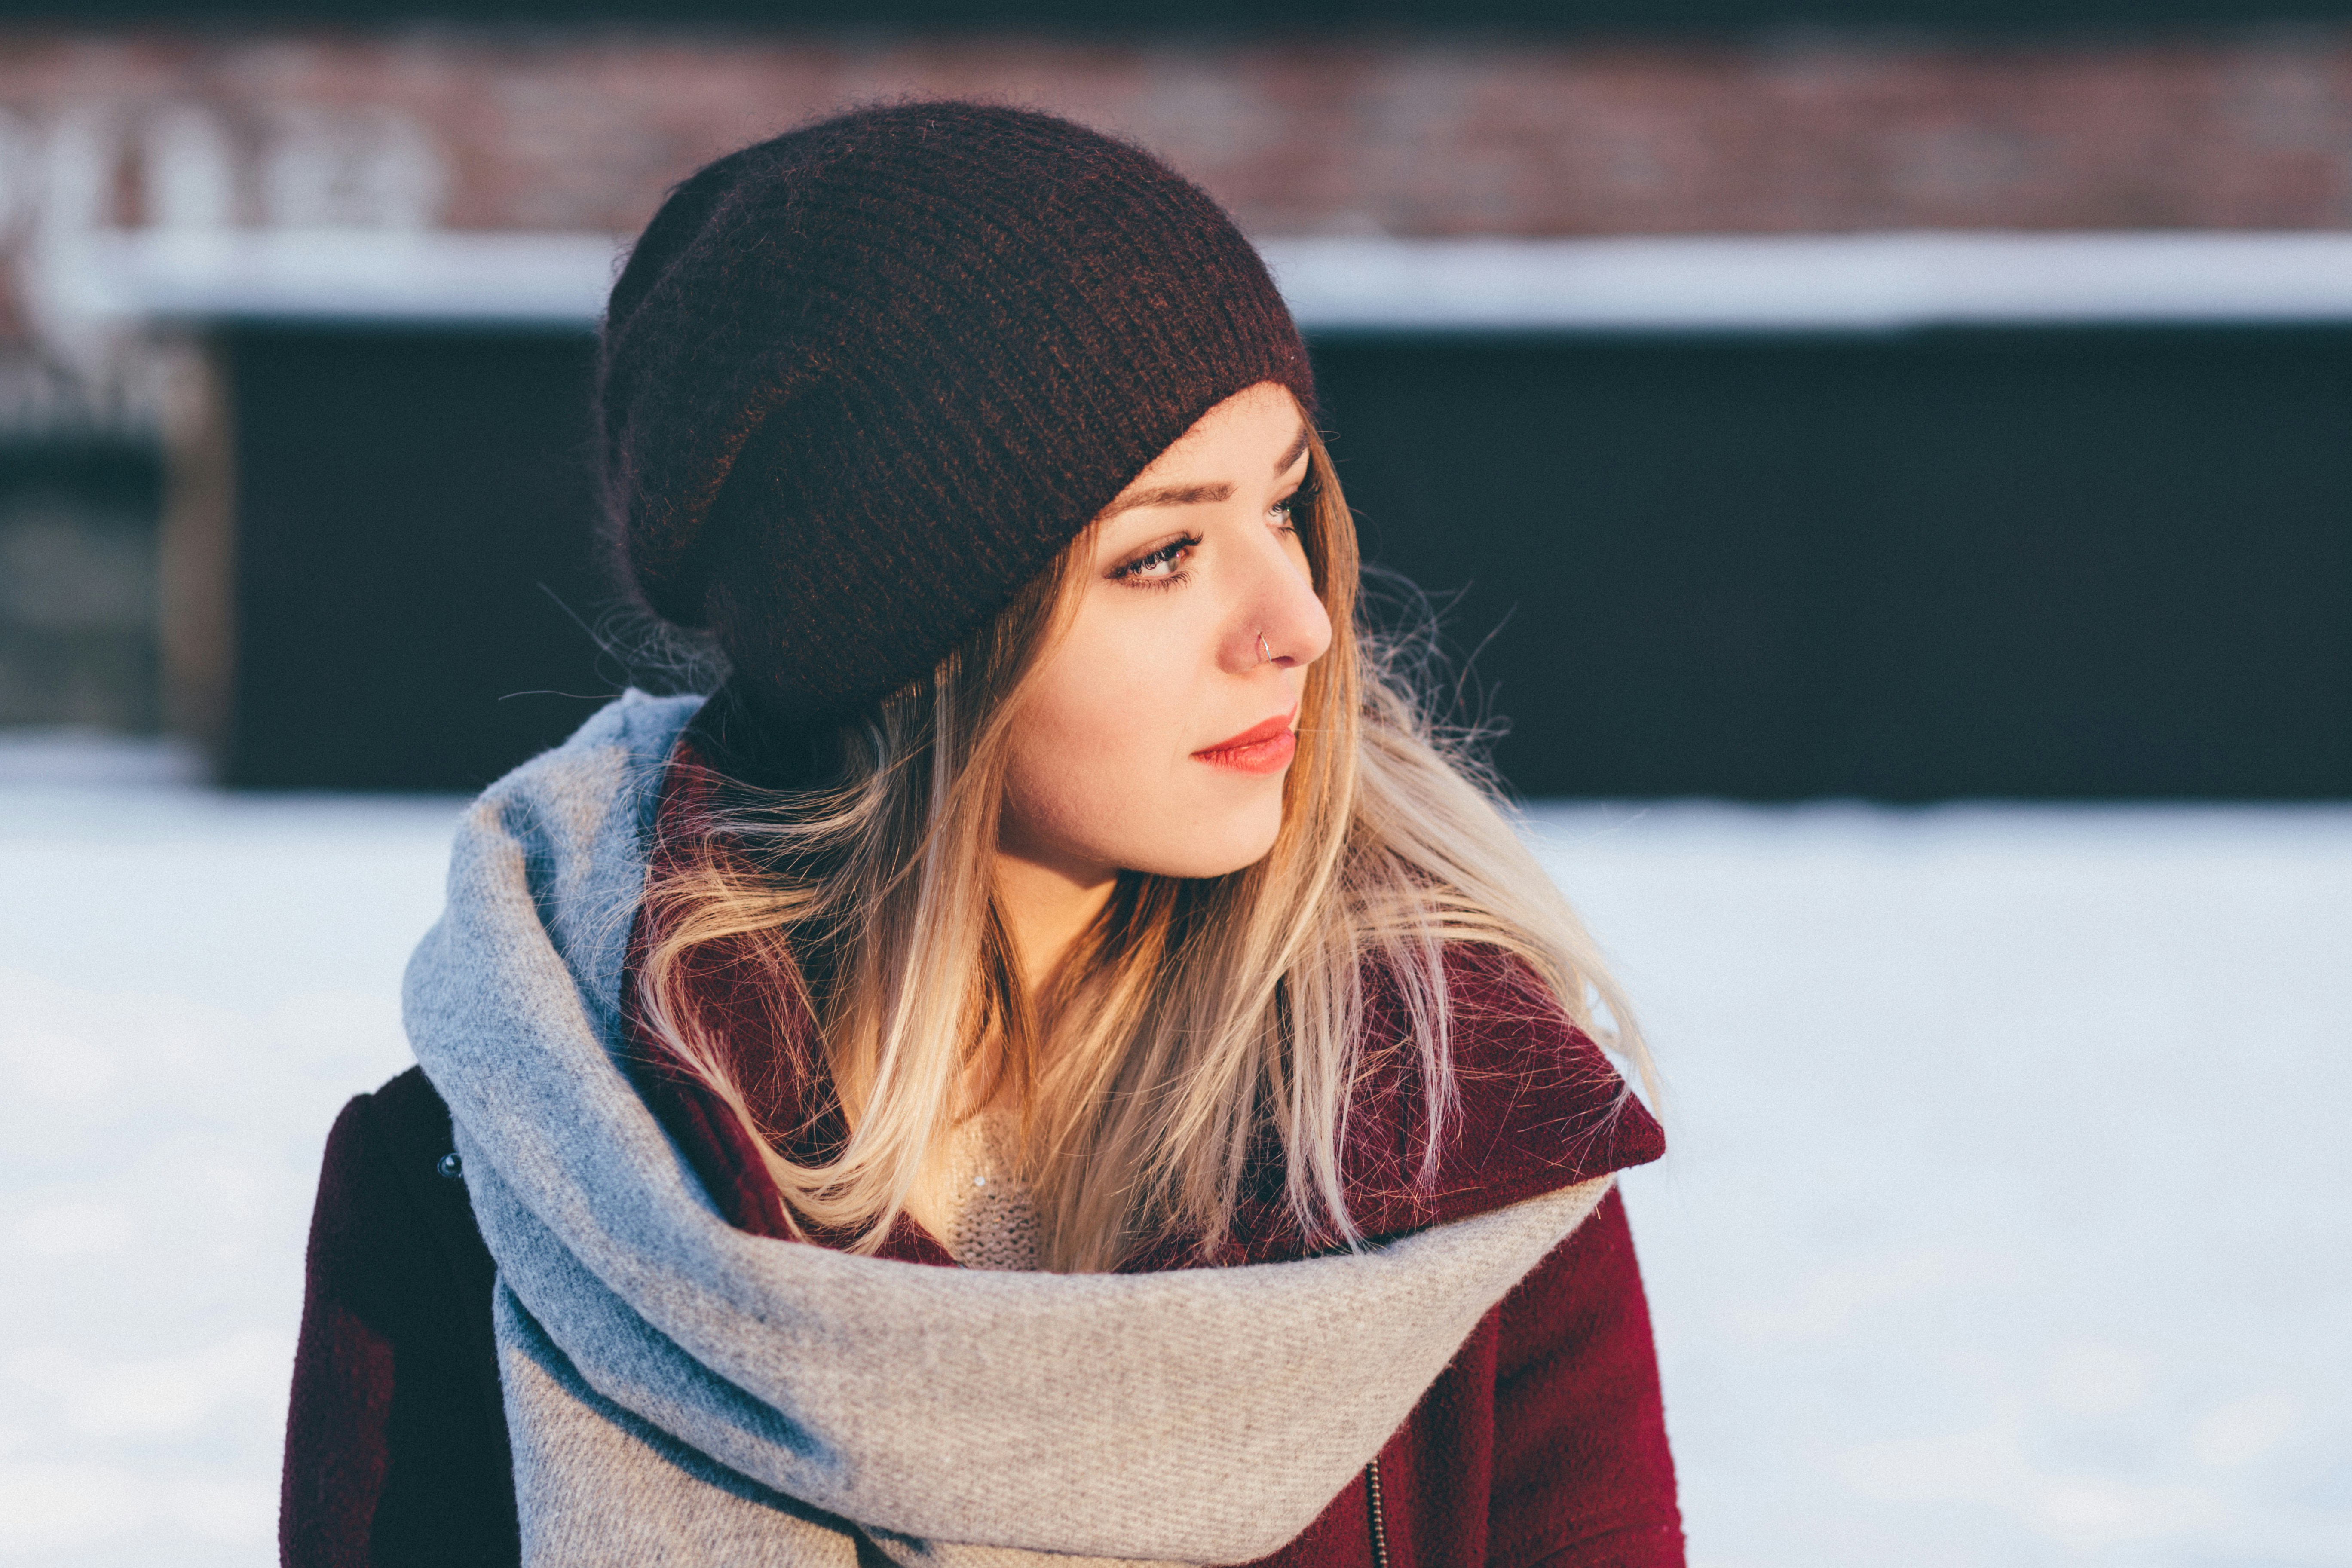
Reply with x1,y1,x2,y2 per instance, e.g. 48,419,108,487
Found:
283,760,1683,1567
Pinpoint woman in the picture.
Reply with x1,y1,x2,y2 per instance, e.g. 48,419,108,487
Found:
282,102,1681,1568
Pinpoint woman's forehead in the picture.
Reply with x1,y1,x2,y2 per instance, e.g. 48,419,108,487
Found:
1107,386,1309,514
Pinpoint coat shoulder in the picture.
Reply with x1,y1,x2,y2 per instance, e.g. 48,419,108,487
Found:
1352,944,1666,1229
283,1067,518,1567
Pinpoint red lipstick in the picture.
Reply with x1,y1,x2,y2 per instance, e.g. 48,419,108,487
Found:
1191,707,1298,776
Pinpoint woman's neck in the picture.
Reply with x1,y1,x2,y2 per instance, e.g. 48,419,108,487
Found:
992,844,1117,1006
902,847,1112,1241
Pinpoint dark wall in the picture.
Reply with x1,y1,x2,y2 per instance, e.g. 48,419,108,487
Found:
225,325,613,790
0,440,164,730
216,321,2352,797
1314,327,2352,800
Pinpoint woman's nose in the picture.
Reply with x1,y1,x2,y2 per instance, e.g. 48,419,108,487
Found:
1225,531,1333,674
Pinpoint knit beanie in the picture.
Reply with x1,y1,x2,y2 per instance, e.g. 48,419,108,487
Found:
598,101,1317,727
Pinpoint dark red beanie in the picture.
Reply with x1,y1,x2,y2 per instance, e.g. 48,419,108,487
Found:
599,101,1317,726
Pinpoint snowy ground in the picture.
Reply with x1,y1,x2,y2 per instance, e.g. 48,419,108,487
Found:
2,731,2346,1567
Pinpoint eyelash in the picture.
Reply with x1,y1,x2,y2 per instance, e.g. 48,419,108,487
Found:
1110,534,1202,591
1108,491,1306,591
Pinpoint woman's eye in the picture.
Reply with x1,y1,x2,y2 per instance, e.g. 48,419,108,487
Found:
1270,493,1303,531
1110,536,1199,585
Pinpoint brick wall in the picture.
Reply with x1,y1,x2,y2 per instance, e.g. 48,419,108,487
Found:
0,28,2344,406
4,34,2351,241
3,26,2350,394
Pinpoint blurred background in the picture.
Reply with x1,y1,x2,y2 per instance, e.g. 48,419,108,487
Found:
1,0,2347,1564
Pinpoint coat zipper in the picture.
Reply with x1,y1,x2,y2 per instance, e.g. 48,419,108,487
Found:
1364,1458,1391,1568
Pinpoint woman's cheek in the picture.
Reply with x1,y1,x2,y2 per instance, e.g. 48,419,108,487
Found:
1009,640,1171,865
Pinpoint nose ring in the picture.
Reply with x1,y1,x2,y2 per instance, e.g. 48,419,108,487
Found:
1256,631,1273,665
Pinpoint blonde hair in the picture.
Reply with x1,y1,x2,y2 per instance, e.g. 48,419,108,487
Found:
634,419,1654,1272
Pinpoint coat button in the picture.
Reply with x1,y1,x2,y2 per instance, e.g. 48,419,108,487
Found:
436,1152,464,1179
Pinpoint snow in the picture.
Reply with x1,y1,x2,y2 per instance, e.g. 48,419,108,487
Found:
3,733,2346,1566
1,737,450,1564
1529,804,2352,1568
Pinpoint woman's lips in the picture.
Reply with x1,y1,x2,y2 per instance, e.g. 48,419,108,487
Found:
1191,707,1298,776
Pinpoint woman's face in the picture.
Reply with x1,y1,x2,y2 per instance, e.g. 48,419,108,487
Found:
1001,381,1333,884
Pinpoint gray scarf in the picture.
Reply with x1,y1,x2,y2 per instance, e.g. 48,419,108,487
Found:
404,691,1610,1566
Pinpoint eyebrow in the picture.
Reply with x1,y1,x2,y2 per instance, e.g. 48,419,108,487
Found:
1274,421,1313,476
1100,420,1313,519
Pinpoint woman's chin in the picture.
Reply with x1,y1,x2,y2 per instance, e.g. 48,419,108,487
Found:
1132,807,1286,882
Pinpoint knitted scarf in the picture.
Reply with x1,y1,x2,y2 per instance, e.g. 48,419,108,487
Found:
403,691,1611,1566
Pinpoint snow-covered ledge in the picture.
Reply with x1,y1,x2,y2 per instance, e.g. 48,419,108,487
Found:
31,229,625,335
33,226,2352,336
1264,231,2352,333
